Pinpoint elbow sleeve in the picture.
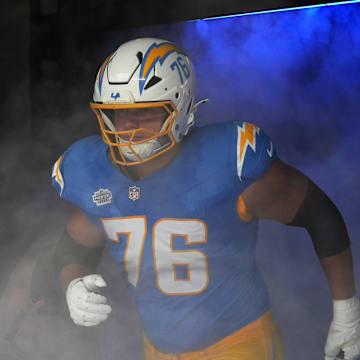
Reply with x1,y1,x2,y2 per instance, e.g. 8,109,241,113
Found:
287,180,350,258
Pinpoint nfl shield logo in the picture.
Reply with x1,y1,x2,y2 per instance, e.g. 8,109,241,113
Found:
129,186,140,201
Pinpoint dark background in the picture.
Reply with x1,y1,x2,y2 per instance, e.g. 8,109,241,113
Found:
0,1,359,359
1,0,351,291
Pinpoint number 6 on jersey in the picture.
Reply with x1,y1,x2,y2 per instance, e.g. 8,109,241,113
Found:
101,217,209,295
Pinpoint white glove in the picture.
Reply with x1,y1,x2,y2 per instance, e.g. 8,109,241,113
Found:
66,274,112,326
325,296,360,360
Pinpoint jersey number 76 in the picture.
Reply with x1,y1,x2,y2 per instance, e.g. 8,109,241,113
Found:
101,217,209,295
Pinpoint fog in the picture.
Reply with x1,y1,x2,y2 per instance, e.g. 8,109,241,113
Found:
0,3,359,360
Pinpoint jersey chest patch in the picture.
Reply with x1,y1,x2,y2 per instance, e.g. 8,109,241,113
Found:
92,188,112,206
128,186,140,201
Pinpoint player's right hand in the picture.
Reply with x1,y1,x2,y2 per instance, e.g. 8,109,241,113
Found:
66,274,112,326
325,296,360,360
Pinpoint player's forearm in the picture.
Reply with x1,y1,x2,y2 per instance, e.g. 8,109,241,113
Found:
59,264,91,293
320,247,356,300
54,225,105,293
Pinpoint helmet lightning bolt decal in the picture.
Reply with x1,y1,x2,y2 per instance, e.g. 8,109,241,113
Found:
139,42,179,95
98,53,112,95
237,122,260,180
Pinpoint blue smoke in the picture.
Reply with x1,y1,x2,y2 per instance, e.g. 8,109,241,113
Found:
103,4,360,359
179,5,360,164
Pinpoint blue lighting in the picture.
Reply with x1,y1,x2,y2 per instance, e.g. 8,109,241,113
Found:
189,1,360,22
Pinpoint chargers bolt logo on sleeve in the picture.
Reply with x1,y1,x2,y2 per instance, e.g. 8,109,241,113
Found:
52,155,65,196
237,122,260,180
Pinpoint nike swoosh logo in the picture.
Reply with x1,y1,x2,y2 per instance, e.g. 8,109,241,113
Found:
267,141,273,157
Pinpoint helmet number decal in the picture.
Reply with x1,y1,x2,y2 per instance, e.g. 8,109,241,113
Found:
170,56,190,85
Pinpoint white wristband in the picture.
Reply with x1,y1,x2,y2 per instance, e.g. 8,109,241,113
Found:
333,296,360,323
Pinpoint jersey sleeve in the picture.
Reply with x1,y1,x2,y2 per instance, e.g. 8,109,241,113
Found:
234,121,276,182
50,135,108,207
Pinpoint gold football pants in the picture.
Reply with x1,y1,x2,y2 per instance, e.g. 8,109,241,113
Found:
144,311,284,360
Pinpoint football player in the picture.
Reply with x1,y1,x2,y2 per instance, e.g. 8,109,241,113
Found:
52,38,360,360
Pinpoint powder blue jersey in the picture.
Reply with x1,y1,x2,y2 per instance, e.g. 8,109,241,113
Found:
52,121,276,353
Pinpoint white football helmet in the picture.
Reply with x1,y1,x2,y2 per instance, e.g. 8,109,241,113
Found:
90,37,197,166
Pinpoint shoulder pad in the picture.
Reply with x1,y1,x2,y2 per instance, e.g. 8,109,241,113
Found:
50,136,104,198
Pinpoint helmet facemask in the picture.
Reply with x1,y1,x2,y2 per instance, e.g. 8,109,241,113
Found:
90,101,178,166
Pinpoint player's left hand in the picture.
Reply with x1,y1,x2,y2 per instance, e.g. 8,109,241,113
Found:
66,274,112,327
325,296,360,360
